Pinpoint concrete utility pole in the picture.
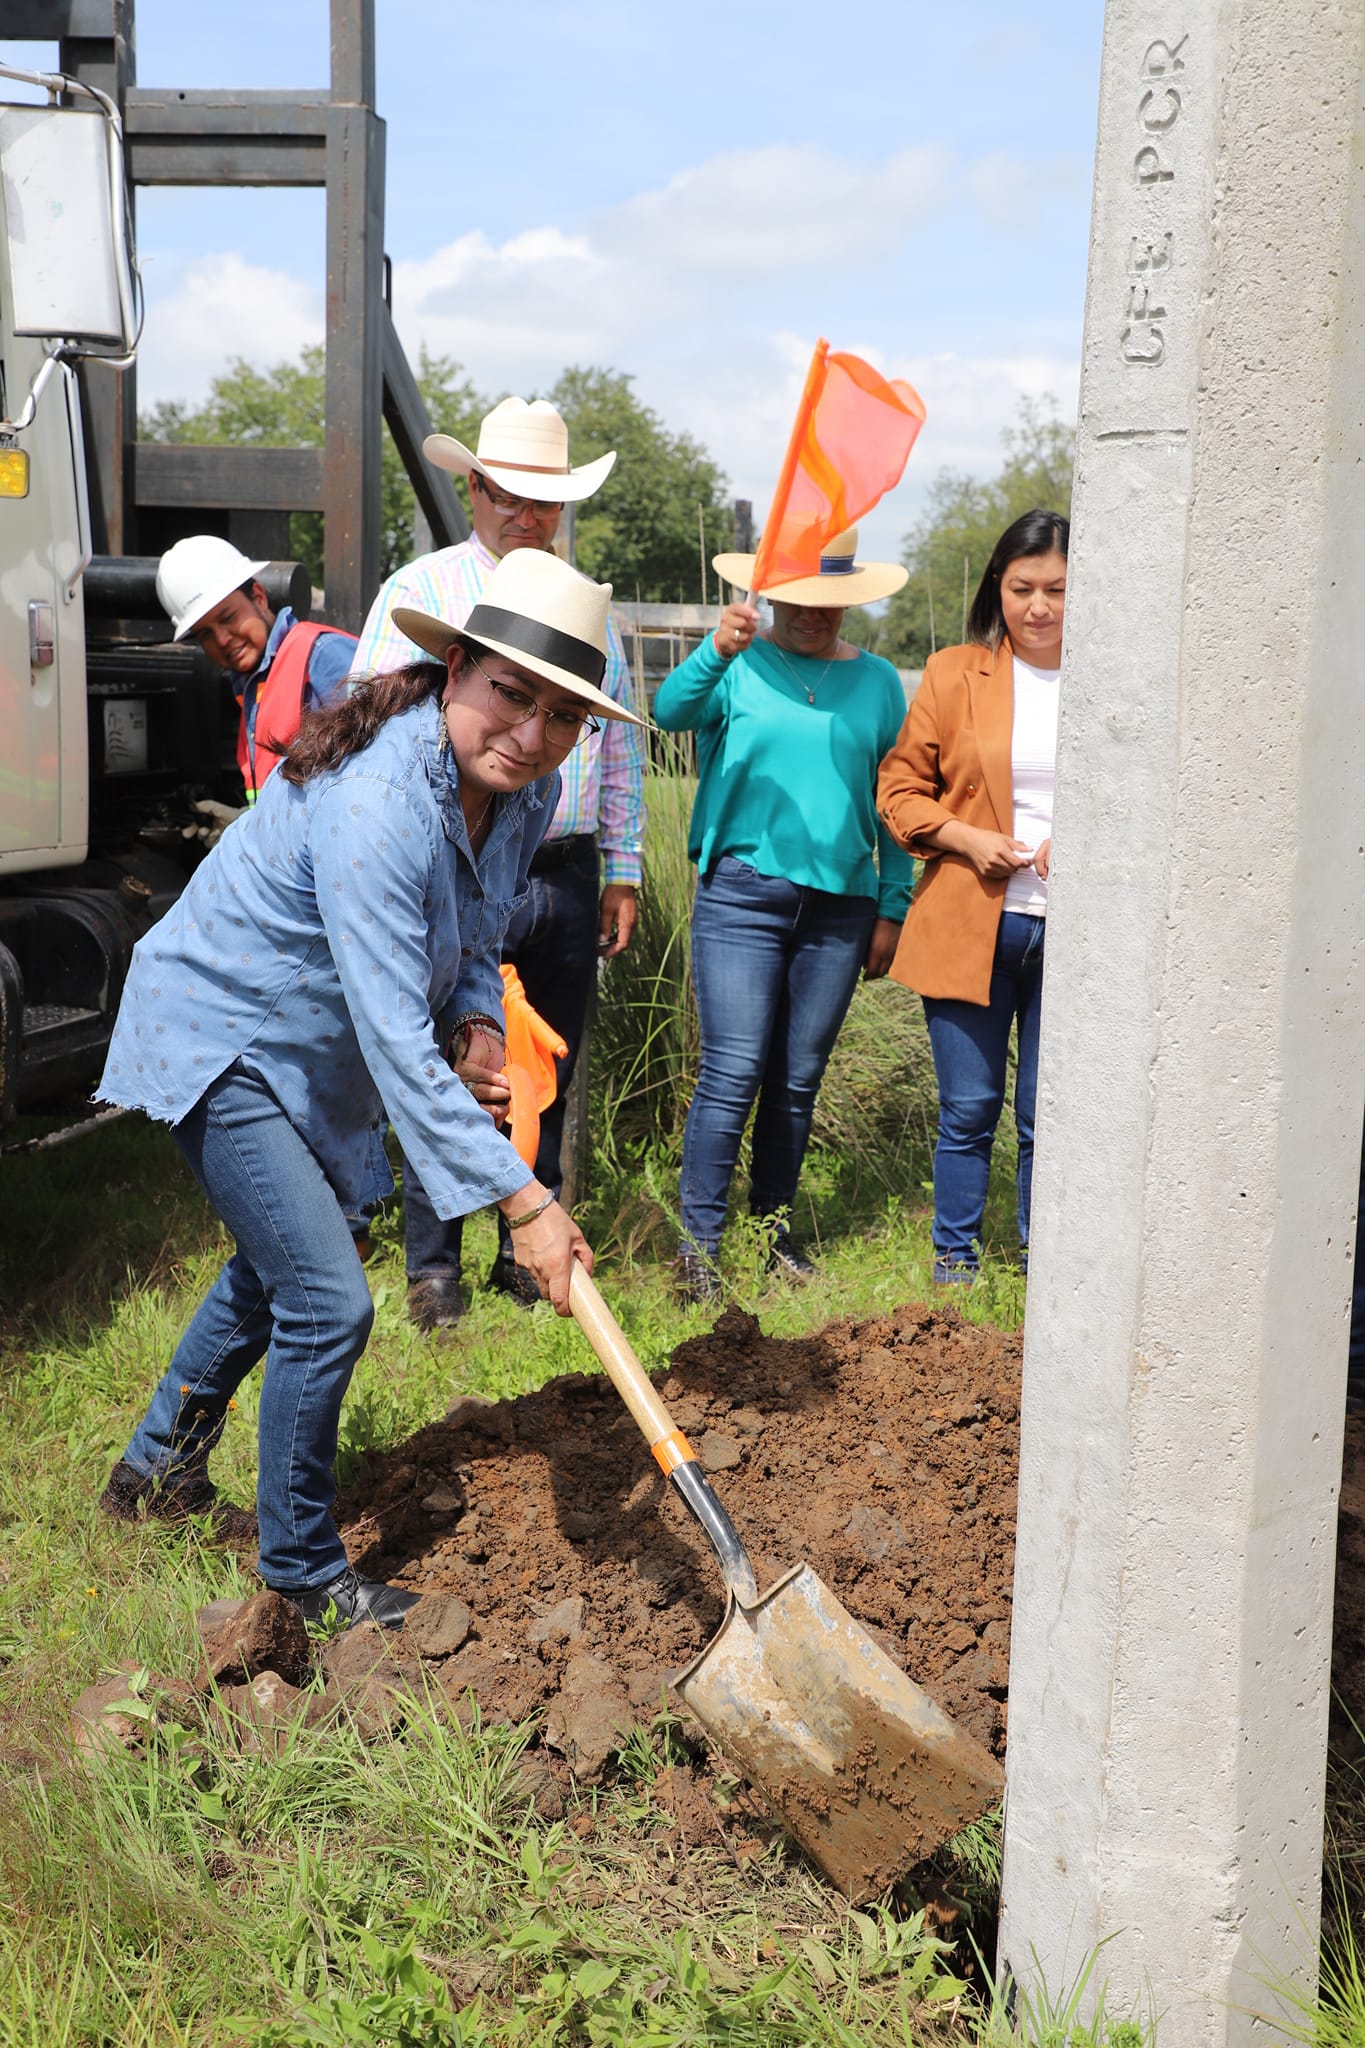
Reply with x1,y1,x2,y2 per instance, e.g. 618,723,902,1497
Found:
999,4,1365,2042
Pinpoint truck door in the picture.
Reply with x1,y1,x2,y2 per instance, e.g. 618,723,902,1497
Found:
0,325,90,875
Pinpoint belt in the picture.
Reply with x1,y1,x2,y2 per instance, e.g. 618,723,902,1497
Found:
530,832,597,874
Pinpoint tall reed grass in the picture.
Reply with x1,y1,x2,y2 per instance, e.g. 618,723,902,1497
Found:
589,732,700,1165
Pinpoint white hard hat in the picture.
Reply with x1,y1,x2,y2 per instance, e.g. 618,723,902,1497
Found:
156,535,270,640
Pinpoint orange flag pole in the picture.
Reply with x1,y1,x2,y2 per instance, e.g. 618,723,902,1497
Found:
750,339,829,596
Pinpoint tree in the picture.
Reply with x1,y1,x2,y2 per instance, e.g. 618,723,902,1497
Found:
878,398,1075,669
142,354,733,606
544,367,731,602
141,346,489,587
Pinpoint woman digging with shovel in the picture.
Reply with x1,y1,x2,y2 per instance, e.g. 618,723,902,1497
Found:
96,550,644,1630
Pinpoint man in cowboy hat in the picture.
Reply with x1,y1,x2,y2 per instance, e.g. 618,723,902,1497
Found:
351,396,646,1327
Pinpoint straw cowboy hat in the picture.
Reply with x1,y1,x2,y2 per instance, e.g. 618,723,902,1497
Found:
712,526,907,607
423,396,616,504
392,548,646,727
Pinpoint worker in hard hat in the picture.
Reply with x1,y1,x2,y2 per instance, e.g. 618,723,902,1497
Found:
156,535,357,837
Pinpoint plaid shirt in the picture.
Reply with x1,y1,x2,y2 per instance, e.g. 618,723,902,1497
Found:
351,535,646,886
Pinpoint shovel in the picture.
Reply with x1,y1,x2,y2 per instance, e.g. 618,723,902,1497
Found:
568,1265,1003,1900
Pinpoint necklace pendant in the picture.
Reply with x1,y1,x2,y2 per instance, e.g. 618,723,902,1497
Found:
805,688,816,705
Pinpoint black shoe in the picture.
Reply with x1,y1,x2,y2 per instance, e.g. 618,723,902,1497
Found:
674,1252,721,1305
99,1457,258,1547
488,1252,543,1308
272,1565,419,1631
767,1230,815,1282
407,1272,466,1330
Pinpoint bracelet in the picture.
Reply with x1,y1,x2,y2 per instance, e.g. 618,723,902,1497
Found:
505,1189,555,1231
445,1011,505,1064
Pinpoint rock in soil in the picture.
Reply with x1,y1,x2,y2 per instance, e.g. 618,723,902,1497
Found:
72,1666,198,1762
334,1301,1022,1762
543,1652,634,1779
404,1592,473,1659
195,1590,313,1691
213,1670,308,1753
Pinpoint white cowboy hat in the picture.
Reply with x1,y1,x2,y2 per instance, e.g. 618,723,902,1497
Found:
423,396,616,504
392,548,646,727
712,526,907,607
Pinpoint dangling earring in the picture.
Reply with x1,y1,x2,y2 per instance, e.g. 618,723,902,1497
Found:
437,683,452,760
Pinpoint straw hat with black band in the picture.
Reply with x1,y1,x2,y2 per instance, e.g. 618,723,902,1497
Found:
392,545,647,728
711,525,907,608
423,395,616,505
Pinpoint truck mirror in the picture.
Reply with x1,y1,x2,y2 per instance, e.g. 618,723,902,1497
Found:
0,102,138,353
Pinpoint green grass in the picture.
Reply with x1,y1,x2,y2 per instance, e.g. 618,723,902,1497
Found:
0,774,1113,2044
0,1088,1047,2046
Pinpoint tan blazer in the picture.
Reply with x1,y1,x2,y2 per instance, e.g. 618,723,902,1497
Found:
876,639,1015,1005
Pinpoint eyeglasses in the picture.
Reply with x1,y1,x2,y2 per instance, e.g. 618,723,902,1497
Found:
469,657,600,748
473,474,564,518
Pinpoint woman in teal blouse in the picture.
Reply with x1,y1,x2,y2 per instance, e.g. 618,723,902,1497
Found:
653,528,912,1299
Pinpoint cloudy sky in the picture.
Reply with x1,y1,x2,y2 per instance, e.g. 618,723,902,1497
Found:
5,1,1103,565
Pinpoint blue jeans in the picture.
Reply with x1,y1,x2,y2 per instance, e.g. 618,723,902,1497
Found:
123,1063,374,1588
922,911,1046,1279
680,856,876,1258
403,836,601,1277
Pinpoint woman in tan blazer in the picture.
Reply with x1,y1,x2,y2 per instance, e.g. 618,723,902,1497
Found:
877,509,1069,1283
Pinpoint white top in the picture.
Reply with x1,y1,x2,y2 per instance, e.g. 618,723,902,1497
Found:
1004,656,1060,917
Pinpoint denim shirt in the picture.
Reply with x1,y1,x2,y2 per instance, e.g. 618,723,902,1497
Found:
98,697,557,1219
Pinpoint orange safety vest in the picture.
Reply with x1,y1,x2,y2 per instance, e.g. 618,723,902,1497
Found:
236,621,356,799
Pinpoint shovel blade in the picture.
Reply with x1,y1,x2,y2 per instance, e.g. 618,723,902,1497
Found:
673,1561,1003,1900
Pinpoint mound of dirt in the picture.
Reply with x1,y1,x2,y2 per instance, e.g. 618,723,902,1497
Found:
336,1301,1020,1763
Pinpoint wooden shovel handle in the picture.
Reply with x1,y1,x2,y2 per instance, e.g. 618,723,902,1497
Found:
569,1263,679,1453
568,1263,758,1606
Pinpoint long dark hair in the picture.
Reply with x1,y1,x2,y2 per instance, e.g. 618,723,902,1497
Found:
965,509,1070,651
279,662,445,784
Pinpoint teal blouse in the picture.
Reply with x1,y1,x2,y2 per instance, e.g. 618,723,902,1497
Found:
653,633,913,920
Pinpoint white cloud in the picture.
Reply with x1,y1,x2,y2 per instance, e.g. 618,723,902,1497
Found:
129,140,1080,572
136,250,323,406
385,141,960,386
598,143,953,274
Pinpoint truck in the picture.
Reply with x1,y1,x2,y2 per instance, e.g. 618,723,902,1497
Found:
0,1,465,1148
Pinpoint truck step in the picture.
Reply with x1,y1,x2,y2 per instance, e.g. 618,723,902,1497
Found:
23,1002,104,1037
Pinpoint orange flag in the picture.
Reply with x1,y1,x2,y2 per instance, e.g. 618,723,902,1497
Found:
750,339,926,592
499,963,568,1169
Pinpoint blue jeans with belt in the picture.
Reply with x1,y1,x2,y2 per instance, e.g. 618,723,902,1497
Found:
922,909,1046,1279
404,834,601,1277
122,1062,374,1588
679,856,876,1259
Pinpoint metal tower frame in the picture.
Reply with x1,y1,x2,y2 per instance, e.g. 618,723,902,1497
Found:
3,0,466,624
